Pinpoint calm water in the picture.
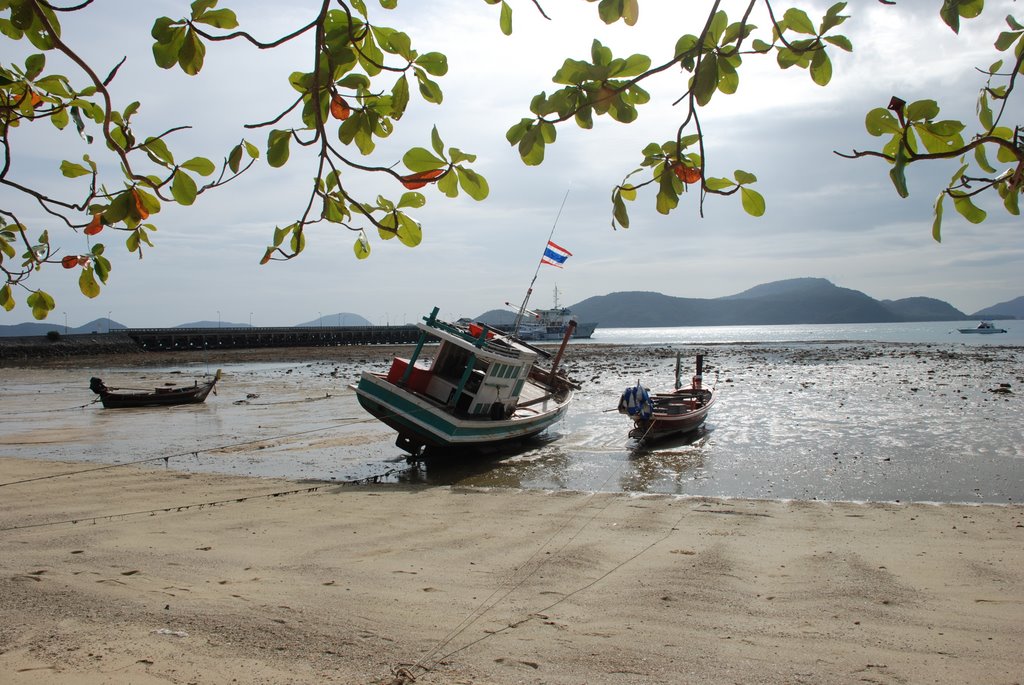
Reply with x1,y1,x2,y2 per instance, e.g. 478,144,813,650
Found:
2,321,1021,504
588,320,1024,346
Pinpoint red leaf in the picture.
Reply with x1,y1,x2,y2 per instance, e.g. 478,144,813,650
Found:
400,168,444,190
131,189,149,220
84,214,103,235
673,163,701,184
61,255,80,269
330,95,351,120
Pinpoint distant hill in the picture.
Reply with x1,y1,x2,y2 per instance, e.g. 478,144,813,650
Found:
561,278,978,328
295,312,373,327
972,295,1024,320
0,318,124,337
176,320,251,329
880,297,967,322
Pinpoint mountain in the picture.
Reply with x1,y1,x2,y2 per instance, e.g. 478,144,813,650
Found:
295,312,373,327
880,297,967,322
533,278,995,328
972,295,1024,320
176,320,251,328
0,318,124,337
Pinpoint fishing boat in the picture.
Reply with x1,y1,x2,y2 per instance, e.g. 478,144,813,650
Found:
352,307,579,457
89,370,221,409
502,286,599,340
957,321,1007,334
619,354,715,442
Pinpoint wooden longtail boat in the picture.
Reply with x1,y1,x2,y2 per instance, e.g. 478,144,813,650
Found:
619,354,715,443
89,370,221,409
352,307,578,457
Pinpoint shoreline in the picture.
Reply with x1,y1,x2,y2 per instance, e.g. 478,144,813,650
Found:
2,455,1022,684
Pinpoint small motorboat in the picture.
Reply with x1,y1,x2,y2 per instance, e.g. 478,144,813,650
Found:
619,353,715,443
958,321,1007,334
89,370,221,408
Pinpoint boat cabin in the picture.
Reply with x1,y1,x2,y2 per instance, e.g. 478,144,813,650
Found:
386,309,539,419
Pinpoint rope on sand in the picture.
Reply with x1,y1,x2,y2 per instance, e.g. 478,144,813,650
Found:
0,467,406,533
0,416,383,488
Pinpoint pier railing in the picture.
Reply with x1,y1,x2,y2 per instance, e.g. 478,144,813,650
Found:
119,325,420,351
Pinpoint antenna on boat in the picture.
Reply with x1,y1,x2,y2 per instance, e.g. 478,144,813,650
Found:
513,186,572,336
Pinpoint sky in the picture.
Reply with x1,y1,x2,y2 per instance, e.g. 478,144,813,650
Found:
4,0,1023,328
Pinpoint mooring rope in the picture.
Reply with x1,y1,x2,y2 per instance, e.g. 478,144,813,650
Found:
0,415,380,489
0,467,406,533
408,456,630,678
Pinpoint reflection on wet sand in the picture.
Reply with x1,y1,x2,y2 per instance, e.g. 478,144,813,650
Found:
620,426,711,494
2,341,1022,503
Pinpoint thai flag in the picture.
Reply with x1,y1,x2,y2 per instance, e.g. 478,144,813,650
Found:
540,240,572,268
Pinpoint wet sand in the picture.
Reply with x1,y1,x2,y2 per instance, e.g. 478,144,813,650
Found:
2,344,1023,683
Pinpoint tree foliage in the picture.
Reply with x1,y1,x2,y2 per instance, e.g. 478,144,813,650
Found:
0,0,1019,319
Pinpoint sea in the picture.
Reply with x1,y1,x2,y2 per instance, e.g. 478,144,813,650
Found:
587,320,1024,346
2,320,1021,505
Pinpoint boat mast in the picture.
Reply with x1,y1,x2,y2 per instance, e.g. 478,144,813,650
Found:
513,188,571,336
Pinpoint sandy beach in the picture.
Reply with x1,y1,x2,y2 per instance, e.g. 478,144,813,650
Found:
2,344,1023,683
1,455,1022,684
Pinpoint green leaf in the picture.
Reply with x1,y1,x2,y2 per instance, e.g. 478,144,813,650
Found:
865,108,900,136
142,137,175,165
655,169,680,215
0,284,14,312
415,52,448,77
181,156,215,176
782,8,816,35
740,187,766,217
499,1,512,36
398,191,426,209
60,160,91,178
978,92,993,130
456,167,489,201
437,171,458,198
1003,183,1020,215
79,267,101,298
612,191,630,228
734,170,757,185
27,290,55,320
354,232,371,259
170,169,198,205
228,144,243,173
267,129,291,168
194,8,238,29
906,99,939,122
809,49,832,86
430,126,444,158
178,28,206,75
973,143,995,174
823,34,853,52
390,74,410,117
395,213,422,247
932,192,944,242
25,53,45,80
952,194,987,223
403,147,445,173
416,71,443,104
704,177,735,191
517,125,546,166
889,145,909,198
692,53,718,106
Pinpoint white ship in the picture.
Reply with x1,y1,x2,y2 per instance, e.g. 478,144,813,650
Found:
511,287,598,341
